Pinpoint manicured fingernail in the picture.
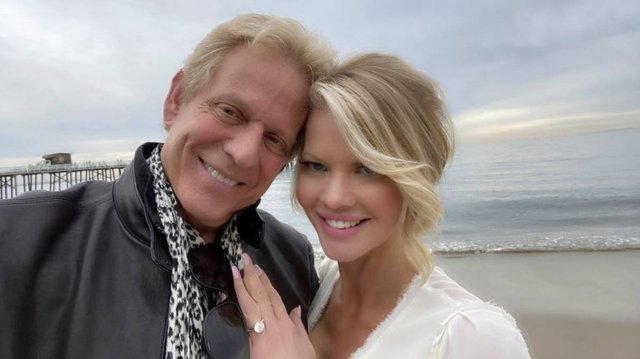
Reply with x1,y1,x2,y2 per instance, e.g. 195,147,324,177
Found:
231,265,241,279
242,252,251,265
295,305,301,319
254,264,263,276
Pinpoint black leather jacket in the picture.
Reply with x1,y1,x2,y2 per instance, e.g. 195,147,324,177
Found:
0,143,318,359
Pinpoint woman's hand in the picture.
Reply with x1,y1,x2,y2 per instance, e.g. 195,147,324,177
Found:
232,253,316,359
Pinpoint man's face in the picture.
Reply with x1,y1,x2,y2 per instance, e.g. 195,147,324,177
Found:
161,44,309,240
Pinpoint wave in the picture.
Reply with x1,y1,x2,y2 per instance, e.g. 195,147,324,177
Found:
430,234,640,254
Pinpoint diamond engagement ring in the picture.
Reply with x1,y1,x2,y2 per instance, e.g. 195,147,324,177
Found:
248,319,265,334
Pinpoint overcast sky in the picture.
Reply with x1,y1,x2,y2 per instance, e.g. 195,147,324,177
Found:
1,0,638,167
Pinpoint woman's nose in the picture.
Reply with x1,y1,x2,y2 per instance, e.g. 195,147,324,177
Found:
320,174,356,210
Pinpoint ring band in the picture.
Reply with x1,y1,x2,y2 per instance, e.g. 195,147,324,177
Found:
248,319,265,334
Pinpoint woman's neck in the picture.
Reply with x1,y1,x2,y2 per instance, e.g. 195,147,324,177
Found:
310,239,417,358
334,238,417,318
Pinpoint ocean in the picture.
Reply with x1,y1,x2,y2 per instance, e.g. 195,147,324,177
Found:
259,128,640,253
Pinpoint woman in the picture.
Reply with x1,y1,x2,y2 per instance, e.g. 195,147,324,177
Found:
233,53,530,358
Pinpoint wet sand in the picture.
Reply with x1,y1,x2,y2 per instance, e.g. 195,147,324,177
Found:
435,249,640,359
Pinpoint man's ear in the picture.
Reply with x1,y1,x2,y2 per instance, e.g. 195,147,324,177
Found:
163,70,185,131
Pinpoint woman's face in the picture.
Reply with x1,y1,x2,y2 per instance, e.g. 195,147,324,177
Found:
295,108,405,263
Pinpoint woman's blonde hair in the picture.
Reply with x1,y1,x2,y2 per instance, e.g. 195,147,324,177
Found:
296,53,454,281
181,13,336,104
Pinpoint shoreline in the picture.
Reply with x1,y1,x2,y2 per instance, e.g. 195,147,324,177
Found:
313,249,640,358
435,249,640,359
313,246,640,261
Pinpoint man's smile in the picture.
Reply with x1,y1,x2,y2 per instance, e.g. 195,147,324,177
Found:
200,158,241,186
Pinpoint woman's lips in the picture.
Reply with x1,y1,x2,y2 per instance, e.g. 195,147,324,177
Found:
317,213,369,239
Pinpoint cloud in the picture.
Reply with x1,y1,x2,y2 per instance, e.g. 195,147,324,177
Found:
0,0,639,167
457,109,640,141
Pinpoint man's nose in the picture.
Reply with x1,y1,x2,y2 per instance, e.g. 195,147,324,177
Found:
224,124,262,168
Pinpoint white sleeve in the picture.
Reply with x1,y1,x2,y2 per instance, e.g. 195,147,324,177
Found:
433,308,531,359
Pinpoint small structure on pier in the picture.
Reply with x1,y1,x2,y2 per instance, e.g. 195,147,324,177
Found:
43,153,72,165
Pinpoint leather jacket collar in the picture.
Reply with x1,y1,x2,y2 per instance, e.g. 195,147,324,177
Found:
112,143,265,271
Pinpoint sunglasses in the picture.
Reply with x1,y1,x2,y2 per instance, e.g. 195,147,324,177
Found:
188,242,249,359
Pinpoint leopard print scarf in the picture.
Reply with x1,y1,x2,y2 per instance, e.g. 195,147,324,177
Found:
146,145,244,359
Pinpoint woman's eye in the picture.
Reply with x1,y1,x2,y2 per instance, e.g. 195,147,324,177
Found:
357,165,377,176
301,161,326,172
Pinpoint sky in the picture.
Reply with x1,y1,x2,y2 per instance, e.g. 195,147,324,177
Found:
1,0,639,167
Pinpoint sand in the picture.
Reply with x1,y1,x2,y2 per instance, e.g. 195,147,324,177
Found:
435,249,640,359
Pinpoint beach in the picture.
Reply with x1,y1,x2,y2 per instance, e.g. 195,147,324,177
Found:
435,249,640,359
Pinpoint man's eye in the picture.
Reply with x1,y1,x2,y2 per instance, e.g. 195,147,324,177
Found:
300,161,326,172
265,134,288,157
221,107,236,116
211,102,243,123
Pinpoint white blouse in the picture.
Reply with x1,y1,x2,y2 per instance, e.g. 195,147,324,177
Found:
308,259,531,358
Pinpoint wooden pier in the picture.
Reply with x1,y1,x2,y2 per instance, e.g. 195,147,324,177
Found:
0,162,128,200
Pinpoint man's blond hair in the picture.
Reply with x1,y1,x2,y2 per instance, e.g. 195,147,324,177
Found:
181,13,336,104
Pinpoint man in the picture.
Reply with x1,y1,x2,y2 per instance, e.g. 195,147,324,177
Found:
0,14,335,358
